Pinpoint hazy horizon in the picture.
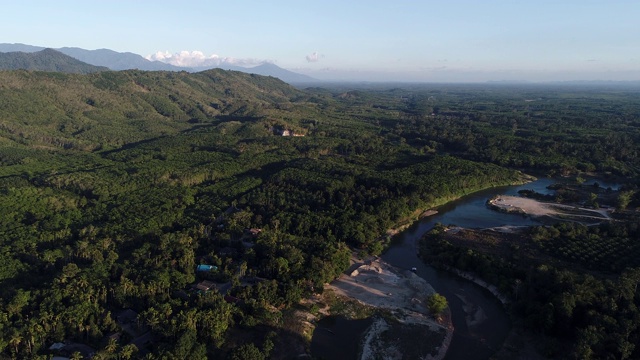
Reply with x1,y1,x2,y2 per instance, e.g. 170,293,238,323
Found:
3,0,639,82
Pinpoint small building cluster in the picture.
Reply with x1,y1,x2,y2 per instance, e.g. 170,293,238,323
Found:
273,127,305,137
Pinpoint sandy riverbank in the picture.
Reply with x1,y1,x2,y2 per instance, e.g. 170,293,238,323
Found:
324,257,452,360
487,195,611,223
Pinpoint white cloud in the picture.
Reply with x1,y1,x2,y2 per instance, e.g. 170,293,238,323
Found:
146,50,265,68
305,51,322,63
146,50,217,67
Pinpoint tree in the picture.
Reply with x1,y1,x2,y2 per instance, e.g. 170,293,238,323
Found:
104,337,118,355
427,293,448,315
119,344,138,360
8,333,22,355
617,191,634,210
231,343,265,360
588,193,598,208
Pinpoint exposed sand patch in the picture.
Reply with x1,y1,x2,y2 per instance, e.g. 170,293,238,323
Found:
326,257,452,360
488,195,611,223
488,195,557,217
329,258,435,313
485,225,529,233
360,318,390,360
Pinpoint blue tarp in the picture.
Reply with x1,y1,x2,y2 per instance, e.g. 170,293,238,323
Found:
196,264,218,272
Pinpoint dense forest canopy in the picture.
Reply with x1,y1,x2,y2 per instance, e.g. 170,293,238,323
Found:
1,68,639,358
421,219,640,359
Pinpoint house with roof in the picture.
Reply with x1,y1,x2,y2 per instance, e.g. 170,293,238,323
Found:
194,280,216,292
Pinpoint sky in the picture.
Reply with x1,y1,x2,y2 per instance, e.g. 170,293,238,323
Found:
3,0,640,82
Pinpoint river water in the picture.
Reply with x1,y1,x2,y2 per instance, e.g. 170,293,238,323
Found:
312,178,558,360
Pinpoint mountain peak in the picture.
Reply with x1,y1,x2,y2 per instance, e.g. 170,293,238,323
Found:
0,48,109,73
239,62,317,83
0,43,317,83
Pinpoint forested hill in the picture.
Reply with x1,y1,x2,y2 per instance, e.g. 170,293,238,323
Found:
0,68,303,151
0,48,109,73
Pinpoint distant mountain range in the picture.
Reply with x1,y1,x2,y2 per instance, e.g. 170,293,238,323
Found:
0,48,108,73
0,43,317,83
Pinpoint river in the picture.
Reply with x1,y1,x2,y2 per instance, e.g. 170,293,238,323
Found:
312,178,559,360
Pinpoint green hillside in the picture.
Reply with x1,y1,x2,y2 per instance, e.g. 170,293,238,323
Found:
0,68,304,151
